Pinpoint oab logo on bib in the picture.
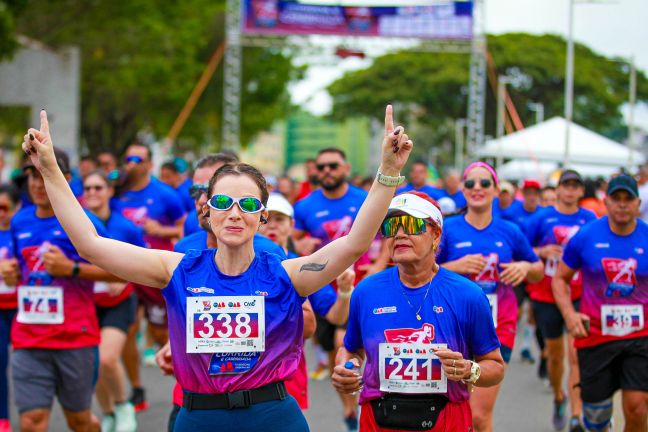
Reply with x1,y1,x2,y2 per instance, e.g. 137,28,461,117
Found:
186,296,265,354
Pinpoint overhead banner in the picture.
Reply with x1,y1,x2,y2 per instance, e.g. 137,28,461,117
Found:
242,1,473,40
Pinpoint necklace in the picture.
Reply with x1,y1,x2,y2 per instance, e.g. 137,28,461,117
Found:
401,264,438,321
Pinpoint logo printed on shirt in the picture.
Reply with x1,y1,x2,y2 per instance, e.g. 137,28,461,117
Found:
636,248,644,254
384,323,435,344
186,286,215,294
349,207,357,212
254,290,269,296
553,225,580,246
17,232,32,239
315,210,329,218
322,216,353,241
373,306,398,314
455,241,472,249
52,230,62,236
495,241,503,247
121,206,148,226
595,243,610,248
602,258,637,297
471,253,499,292
433,306,443,313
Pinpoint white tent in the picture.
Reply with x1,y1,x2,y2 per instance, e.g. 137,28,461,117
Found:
476,117,644,179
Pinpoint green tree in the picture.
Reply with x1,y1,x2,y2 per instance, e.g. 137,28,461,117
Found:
328,33,648,167
16,0,300,156
0,0,26,60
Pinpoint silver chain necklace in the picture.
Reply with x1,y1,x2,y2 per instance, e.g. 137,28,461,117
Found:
401,264,438,321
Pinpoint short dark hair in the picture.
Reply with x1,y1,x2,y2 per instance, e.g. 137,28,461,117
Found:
317,147,347,161
541,186,556,193
127,142,152,160
195,153,240,170
161,161,179,173
80,154,96,163
0,184,20,206
412,160,428,168
208,163,269,206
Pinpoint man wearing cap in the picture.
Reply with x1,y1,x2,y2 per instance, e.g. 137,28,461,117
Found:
159,158,194,214
502,179,543,229
2,147,119,431
494,180,522,219
553,174,648,432
525,169,596,431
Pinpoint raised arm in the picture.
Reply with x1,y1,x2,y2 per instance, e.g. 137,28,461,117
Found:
23,111,183,288
283,105,413,296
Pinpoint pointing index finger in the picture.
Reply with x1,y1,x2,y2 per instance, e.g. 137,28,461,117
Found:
40,110,49,136
384,104,394,135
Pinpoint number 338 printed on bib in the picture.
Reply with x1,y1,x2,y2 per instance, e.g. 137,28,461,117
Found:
186,296,265,354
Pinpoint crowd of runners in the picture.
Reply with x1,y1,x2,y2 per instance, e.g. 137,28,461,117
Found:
0,106,643,431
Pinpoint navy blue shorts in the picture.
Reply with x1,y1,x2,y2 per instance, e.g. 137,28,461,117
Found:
173,395,309,432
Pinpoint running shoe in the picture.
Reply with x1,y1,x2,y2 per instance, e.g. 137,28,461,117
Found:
142,347,157,367
114,402,137,432
520,348,535,364
309,363,329,381
101,414,116,432
129,387,149,413
538,357,548,380
0,419,11,432
568,416,585,432
553,394,568,431
344,414,358,432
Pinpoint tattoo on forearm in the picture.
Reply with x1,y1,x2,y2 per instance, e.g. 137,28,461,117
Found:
299,261,328,272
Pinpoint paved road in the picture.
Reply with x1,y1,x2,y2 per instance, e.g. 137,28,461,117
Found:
10,326,623,431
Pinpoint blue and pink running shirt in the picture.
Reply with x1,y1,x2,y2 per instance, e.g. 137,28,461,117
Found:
562,217,648,349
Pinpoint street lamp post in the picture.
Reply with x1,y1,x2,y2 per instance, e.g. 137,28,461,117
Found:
564,0,575,167
528,102,545,124
627,55,637,170
455,119,467,172
496,76,511,168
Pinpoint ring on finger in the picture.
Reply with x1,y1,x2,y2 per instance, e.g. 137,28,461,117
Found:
452,359,456,367
453,366,457,376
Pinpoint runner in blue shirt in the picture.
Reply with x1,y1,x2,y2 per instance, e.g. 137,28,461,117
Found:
440,169,466,209
332,192,504,431
23,106,413,432
396,160,444,200
0,184,19,431
553,175,648,432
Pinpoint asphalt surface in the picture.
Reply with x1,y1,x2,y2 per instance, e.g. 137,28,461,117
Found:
10,321,624,431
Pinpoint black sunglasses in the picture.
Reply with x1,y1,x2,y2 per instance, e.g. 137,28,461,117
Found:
316,162,340,172
464,178,493,189
189,184,209,200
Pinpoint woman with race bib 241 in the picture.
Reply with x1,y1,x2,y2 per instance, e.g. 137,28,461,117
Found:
21,106,412,432
332,191,506,432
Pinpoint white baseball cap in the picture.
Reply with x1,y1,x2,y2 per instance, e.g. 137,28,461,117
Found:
386,193,443,228
266,193,294,218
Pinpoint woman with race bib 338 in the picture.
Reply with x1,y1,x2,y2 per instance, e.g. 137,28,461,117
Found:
437,161,543,431
21,105,412,432
332,191,506,432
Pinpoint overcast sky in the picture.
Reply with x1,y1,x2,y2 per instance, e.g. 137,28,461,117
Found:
289,0,648,123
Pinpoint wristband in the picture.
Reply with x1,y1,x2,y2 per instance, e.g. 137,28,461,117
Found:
376,171,405,187
71,261,80,277
338,289,353,299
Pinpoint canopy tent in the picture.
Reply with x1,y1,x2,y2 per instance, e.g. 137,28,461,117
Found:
476,117,644,180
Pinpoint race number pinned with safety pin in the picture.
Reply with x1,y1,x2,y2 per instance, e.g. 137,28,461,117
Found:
17,285,64,324
186,296,265,354
379,343,447,393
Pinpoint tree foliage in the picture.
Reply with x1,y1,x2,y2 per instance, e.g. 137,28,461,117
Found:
16,0,300,156
0,0,26,60
328,33,648,166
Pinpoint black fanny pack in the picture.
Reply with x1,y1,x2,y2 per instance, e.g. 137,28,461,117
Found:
370,393,448,431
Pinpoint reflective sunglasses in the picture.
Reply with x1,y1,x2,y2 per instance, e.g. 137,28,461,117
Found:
124,155,144,164
464,178,492,189
316,162,340,172
207,194,265,214
380,215,428,238
189,184,209,200
83,185,106,192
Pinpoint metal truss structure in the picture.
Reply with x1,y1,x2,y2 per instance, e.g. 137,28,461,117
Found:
223,0,486,155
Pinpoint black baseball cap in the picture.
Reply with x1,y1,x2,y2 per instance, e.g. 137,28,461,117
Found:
607,174,638,198
23,147,71,174
558,169,583,185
